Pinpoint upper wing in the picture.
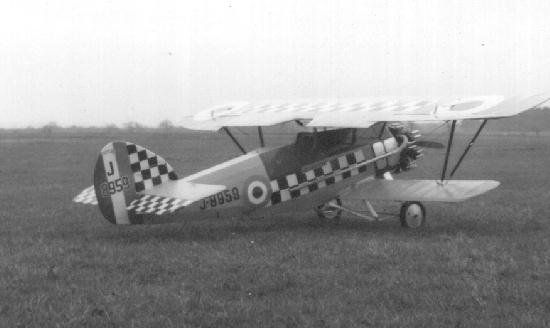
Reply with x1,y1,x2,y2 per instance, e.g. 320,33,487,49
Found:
341,179,500,203
182,93,550,130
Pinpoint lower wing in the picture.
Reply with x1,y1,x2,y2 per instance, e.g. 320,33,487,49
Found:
342,179,500,202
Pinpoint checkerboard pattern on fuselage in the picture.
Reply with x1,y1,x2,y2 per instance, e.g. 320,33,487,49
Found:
269,149,369,205
126,142,178,192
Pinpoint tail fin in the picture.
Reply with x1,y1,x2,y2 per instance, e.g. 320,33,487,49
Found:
92,141,178,224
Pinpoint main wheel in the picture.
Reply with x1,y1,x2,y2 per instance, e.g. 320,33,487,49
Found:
315,198,342,223
400,201,426,228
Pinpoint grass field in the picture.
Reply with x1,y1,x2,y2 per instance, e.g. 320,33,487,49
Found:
1,131,550,327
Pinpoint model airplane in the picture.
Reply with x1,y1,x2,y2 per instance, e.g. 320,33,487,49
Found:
74,93,550,228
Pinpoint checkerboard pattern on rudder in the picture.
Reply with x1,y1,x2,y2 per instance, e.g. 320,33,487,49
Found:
126,142,178,192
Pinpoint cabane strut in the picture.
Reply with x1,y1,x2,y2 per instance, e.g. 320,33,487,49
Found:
223,127,246,154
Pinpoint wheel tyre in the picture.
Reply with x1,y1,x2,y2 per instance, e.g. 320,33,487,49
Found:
315,198,343,223
400,201,426,228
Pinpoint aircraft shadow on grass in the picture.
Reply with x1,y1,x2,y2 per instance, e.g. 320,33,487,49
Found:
89,212,520,244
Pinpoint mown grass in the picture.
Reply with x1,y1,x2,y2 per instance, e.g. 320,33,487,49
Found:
1,131,550,327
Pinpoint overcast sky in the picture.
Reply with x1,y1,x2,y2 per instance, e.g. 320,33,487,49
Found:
1,0,549,127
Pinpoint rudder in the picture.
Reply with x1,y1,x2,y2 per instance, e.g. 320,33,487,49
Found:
93,141,178,224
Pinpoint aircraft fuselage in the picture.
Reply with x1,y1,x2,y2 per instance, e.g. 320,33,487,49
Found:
158,126,408,222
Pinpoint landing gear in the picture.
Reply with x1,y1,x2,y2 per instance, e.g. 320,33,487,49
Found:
314,198,427,228
315,198,342,223
399,201,426,228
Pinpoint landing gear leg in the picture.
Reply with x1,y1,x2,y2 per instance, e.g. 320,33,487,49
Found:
315,198,343,223
314,198,426,228
399,201,426,228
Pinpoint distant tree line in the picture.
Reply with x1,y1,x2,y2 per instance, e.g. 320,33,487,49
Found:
3,107,550,137
33,120,180,135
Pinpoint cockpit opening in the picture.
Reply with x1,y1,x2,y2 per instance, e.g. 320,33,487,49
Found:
295,123,392,154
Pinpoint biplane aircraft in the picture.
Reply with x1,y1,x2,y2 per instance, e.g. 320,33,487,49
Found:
74,93,550,228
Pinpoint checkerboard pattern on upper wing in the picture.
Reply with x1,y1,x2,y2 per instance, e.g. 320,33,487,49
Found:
127,194,191,215
212,100,436,116
73,185,98,205
269,149,368,206
126,142,178,192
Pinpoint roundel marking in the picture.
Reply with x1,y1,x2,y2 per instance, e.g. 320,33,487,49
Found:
243,175,272,209
248,181,268,205
252,186,264,199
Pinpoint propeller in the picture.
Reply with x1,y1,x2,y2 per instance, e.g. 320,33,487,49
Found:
388,123,447,171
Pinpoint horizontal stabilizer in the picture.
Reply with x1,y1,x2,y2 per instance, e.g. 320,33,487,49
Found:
73,180,225,216
142,180,226,200
130,181,226,215
343,179,500,202
127,195,191,215
73,186,98,205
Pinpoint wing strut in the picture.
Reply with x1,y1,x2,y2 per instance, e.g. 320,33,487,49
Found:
449,119,488,178
378,122,387,139
258,126,265,147
223,127,246,154
440,119,489,181
440,120,457,181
